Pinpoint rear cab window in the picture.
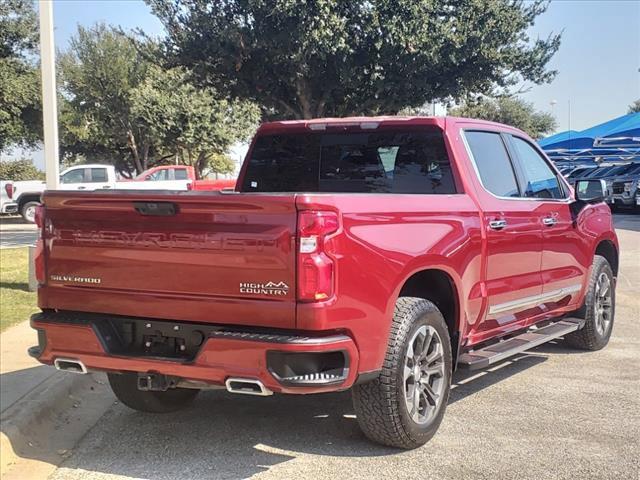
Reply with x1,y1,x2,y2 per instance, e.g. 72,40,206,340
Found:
240,126,457,194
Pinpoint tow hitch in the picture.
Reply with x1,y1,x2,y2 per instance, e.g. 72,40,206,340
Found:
137,373,177,392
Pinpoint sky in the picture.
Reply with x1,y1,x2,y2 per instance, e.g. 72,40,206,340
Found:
49,0,639,132
6,0,640,167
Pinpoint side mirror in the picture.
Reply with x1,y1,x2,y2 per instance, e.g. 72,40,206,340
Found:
575,179,607,204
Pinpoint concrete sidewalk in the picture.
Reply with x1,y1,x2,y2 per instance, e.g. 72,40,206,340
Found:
1,322,56,413
0,322,114,479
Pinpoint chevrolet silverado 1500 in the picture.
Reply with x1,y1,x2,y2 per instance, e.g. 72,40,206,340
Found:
29,116,618,448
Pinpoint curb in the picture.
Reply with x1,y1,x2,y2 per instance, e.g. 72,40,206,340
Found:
0,371,114,479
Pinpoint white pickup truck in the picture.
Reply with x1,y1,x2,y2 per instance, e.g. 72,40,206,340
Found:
8,164,194,222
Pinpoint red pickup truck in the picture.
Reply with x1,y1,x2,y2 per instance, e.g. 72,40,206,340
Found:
29,116,618,448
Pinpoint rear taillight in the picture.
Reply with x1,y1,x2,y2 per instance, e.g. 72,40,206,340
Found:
34,204,44,229
297,210,339,302
4,183,13,199
187,182,193,190
34,205,46,284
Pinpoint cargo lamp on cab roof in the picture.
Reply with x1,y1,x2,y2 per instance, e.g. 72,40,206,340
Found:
308,122,379,131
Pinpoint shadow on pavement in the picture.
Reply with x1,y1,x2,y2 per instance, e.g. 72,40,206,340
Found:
0,365,53,413
25,352,553,479
0,217,28,226
0,281,30,292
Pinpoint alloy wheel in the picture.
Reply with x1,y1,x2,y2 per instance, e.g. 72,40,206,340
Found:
403,325,446,425
594,272,613,336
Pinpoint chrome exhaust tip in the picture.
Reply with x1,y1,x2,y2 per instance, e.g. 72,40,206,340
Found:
225,377,273,396
54,357,88,374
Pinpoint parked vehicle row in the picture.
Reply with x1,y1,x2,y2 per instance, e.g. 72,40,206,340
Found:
30,116,618,449
555,161,640,212
2,164,237,222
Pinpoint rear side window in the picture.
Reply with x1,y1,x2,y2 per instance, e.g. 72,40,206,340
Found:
510,137,564,199
241,127,456,194
465,131,519,198
174,169,188,180
89,168,107,183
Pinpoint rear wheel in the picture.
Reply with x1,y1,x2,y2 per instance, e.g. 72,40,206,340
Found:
352,297,452,449
108,372,199,413
20,201,40,223
565,255,615,350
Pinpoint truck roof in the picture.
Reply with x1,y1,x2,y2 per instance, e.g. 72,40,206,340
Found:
257,116,525,136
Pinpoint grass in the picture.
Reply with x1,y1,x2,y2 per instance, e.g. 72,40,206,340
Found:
0,248,38,333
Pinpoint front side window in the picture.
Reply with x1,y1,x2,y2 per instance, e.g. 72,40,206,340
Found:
147,169,168,181
510,137,564,199
60,169,85,184
241,127,456,194
465,131,519,198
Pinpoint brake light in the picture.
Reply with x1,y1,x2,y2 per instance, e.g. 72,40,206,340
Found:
34,204,44,229
4,183,13,199
297,210,339,302
34,205,46,284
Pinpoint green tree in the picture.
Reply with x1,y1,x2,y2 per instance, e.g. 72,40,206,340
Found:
449,96,557,139
147,0,561,119
130,66,259,178
59,24,159,175
60,25,258,177
0,158,44,181
0,0,42,151
628,99,640,114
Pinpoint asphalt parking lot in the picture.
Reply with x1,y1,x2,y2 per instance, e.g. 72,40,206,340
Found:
1,214,638,480
0,217,37,249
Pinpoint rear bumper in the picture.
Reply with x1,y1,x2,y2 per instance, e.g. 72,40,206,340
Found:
1,202,18,214
30,311,360,394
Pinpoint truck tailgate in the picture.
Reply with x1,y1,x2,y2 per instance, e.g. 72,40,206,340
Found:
39,191,297,329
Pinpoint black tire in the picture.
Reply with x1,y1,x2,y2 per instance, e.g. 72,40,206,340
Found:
20,201,40,223
108,372,199,413
564,255,615,351
352,297,452,449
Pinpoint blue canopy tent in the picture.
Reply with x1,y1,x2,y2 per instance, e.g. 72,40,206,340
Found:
594,113,640,148
538,130,579,149
539,113,640,164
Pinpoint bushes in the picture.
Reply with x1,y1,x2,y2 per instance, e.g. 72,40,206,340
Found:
0,158,44,181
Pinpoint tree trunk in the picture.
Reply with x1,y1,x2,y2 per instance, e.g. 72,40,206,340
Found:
126,130,143,174
195,151,208,179
295,77,314,119
141,142,150,171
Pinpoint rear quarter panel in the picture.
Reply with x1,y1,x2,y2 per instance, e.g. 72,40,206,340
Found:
296,194,483,373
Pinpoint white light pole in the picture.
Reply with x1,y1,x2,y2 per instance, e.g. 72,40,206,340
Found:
39,0,59,190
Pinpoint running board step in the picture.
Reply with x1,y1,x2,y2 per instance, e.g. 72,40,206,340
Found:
458,318,585,370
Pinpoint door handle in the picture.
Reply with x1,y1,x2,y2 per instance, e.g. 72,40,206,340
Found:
77,186,86,190
489,219,507,230
542,217,557,226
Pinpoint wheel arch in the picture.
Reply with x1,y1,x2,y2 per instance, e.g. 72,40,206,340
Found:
396,268,462,363
17,193,42,210
595,239,619,276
